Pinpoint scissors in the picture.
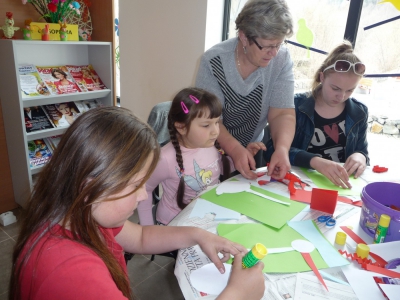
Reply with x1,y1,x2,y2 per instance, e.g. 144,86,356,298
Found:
317,215,336,227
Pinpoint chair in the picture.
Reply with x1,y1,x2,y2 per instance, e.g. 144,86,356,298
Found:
125,101,177,265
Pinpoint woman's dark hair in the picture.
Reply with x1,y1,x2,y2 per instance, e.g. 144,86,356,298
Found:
168,87,231,210
51,68,68,79
10,107,160,300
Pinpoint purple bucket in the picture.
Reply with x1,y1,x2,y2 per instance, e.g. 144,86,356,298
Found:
360,182,400,242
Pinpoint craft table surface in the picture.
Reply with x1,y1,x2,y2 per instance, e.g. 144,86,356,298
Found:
170,167,376,300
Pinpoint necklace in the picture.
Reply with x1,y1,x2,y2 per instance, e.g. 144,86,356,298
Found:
236,44,243,76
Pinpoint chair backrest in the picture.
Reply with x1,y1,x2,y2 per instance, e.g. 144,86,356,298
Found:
147,101,171,147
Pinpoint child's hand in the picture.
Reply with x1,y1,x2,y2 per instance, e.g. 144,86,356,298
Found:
217,252,265,300
246,142,266,156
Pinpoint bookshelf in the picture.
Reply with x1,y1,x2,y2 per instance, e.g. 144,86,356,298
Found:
0,40,114,207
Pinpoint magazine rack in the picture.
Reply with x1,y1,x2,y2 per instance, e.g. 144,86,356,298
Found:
0,40,114,207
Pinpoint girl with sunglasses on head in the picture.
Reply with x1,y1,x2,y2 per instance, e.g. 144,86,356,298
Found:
196,0,295,182
138,87,265,226
266,40,369,188
10,106,265,300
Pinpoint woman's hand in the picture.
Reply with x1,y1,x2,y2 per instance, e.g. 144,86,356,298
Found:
344,153,367,179
246,142,267,156
310,157,351,189
268,147,291,180
230,144,257,180
197,230,247,274
217,252,265,300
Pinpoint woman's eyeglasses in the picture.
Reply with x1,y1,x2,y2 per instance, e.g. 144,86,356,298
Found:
252,38,287,52
323,60,366,76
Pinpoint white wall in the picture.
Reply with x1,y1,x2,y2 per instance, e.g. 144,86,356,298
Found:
120,1,206,121
119,0,223,121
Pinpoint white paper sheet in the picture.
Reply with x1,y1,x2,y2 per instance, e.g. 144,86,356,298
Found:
294,273,358,300
189,198,240,220
190,263,232,295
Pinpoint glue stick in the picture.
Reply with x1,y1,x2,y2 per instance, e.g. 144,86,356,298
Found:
242,243,267,268
374,214,391,244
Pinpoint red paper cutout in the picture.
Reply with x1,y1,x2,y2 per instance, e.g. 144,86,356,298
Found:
372,165,389,173
339,226,388,267
290,189,362,206
301,252,328,291
324,123,339,143
258,180,269,185
310,188,338,214
338,250,397,278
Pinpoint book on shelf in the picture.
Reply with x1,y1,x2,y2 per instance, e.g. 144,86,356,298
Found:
66,64,107,92
44,135,63,152
42,101,84,128
18,64,51,97
27,139,53,169
23,106,55,133
36,66,81,95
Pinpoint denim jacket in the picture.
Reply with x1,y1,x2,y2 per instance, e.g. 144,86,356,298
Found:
265,93,369,168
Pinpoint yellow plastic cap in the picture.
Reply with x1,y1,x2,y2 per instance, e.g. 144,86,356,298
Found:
356,243,370,259
335,232,347,245
252,243,268,260
378,214,391,227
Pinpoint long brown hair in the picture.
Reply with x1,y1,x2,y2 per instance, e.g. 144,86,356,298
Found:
311,40,364,99
168,87,231,210
9,107,160,299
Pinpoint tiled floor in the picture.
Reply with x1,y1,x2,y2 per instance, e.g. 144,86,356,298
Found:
0,209,184,300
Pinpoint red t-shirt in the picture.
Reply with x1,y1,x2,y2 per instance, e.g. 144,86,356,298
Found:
19,224,128,299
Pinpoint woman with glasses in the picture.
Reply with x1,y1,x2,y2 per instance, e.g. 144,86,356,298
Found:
266,40,369,188
196,0,295,181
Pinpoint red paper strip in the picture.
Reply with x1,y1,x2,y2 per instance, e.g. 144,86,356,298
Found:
310,188,338,214
340,226,366,245
301,252,328,291
365,265,400,279
339,250,382,267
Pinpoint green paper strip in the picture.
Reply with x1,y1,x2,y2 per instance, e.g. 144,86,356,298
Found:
201,181,306,229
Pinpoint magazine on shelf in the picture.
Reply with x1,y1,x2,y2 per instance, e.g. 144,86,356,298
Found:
65,64,107,92
28,139,53,168
18,64,51,97
82,99,103,110
36,66,81,95
42,102,83,128
44,135,63,152
23,106,55,133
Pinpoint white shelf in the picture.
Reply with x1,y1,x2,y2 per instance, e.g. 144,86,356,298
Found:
0,40,114,207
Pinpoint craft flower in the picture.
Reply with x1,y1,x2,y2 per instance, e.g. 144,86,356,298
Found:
23,0,81,23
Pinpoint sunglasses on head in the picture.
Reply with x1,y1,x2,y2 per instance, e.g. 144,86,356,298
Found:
323,60,366,76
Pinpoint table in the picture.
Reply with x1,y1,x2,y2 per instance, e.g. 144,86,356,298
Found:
170,167,389,300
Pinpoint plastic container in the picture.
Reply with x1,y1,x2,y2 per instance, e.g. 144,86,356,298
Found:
360,182,400,242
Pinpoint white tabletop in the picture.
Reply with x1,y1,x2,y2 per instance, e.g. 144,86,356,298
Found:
170,167,384,300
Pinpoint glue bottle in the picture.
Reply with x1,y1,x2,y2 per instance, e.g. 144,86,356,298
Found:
242,243,267,268
334,232,347,250
374,214,391,244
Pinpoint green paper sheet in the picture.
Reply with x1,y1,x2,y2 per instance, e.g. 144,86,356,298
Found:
217,223,329,273
301,168,366,196
201,182,306,229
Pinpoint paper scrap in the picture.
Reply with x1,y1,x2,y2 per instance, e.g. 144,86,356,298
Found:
189,198,240,220
190,263,231,295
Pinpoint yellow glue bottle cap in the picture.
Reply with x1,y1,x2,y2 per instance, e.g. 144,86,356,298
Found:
252,243,268,260
379,214,391,227
335,232,347,245
356,243,370,259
